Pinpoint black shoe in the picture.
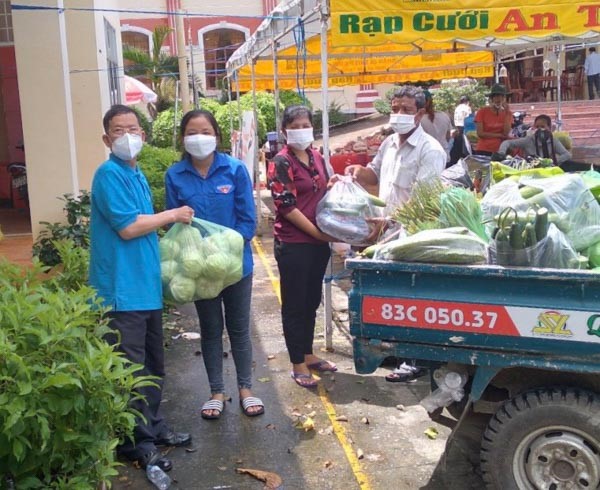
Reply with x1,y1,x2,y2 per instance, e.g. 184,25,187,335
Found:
156,427,192,447
136,449,173,472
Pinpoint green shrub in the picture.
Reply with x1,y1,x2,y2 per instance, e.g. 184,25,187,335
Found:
151,108,182,149
138,144,180,212
0,257,151,489
197,97,222,114
131,106,153,144
215,101,267,151
33,191,91,267
432,81,488,115
313,100,348,132
239,92,283,135
279,90,312,109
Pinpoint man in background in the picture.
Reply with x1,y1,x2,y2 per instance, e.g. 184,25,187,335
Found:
584,47,600,100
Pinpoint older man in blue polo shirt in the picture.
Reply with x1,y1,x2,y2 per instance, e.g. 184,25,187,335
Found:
89,105,195,473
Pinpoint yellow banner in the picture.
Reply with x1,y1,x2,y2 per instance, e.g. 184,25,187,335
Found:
331,0,600,45
231,33,494,91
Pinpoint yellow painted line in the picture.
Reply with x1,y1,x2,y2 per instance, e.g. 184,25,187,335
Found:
252,236,372,490
252,237,280,304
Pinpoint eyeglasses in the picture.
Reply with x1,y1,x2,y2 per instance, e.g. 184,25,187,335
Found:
110,126,142,137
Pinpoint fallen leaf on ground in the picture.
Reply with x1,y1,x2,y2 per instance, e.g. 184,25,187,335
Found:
185,447,198,453
318,426,334,435
424,427,439,440
360,417,370,425
218,466,227,471
335,415,348,422
267,355,276,360
236,468,283,489
257,377,271,383
304,403,313,410
181,332,200,340
265,423,276,430
356,380,366,384
320,347,335,353
324,461,333,469
365,453,383,462
356,448,364,459
294,415,315,432
307,411,317,418
236,459,243,464
291,411,302,417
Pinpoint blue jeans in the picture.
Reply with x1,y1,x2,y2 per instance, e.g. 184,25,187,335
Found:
194,273,253,394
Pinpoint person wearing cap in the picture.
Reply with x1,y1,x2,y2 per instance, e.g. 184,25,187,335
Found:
474,83,513,156
420,89,453,164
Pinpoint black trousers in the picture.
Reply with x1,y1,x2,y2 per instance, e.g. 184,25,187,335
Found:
106,309,166,458
274,240,331,364
588,74,600,100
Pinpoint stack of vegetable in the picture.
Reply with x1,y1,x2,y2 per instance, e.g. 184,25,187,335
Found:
372,227,488,265
393,179,444,235
160,218,244,303
317,177,385,245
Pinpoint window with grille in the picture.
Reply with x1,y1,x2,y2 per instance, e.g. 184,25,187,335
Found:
104,19,121,105
203,29,245,90
0,0,13,44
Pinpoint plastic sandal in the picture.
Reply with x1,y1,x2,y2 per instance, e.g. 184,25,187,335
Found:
291,371,318,388
240,396,265,417
201,398,225,420
307,360,338,372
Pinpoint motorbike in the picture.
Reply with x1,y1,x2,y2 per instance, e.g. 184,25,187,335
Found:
510,111,531,138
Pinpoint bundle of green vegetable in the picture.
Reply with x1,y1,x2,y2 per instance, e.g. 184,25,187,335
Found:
317,178,385,245
439,187,488,241
373,227,488,265
160,218,244,303
393,178,444,235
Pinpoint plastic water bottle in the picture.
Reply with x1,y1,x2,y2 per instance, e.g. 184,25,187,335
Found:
146,464,171,490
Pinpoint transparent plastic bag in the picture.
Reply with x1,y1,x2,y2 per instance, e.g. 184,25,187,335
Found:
520,174,600,251
316,176,383,246
159,218,244,303
441,155,491,194
481,179,529,226
490,223,580,269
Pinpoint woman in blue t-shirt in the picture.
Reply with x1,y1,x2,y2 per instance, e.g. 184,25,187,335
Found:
165,110,262,419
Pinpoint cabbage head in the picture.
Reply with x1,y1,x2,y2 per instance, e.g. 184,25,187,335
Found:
203,253,230,278
159,239,180,260
176,224,203,251
588,242,600,268
224,262,243,286
220,229,244,253
180,250,205,278
168,273,196,303
195,276,225,300
161,260,178,285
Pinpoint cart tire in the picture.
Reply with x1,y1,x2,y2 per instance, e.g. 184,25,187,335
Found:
480,387,600,490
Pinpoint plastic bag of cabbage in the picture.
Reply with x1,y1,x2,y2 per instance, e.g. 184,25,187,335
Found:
159,218,244,303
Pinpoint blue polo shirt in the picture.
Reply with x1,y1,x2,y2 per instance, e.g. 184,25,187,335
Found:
165,152,256,278
89,154,162,311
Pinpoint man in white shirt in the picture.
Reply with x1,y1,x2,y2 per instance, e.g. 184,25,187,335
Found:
584,47,600,100
346,85,446,219
345,86,446,383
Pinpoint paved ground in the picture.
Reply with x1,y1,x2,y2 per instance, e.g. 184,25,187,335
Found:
111,213,487,490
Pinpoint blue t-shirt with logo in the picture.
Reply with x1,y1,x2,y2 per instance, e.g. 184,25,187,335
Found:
165,152,256,278
89,154,162,311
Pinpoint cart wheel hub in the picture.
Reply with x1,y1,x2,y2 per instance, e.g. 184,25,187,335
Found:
516,428,600,489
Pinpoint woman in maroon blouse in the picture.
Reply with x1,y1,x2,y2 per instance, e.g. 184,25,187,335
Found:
267,105,337,388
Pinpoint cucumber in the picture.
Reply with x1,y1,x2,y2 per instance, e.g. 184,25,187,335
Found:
361,243,380,258
509,222,524,249
329,207,362,216
519,186,543,199
495,228,508,242
523,223,537,248
534,207,549,240
366,194,386,207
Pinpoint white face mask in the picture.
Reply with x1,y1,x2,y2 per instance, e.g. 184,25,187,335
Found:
184,134,217,159
112,133,143,161
286,128,314,150
389,113,415,135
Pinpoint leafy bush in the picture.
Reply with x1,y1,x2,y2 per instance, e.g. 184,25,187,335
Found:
215,101,267,151
151,107,182,149
279,90,312,109
32,191,91,267
432,80,488,115
313,100,349,132
197,97,222,114
0,256,151,489
131,106,153,144
240,92,283,136
138,144,180,212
